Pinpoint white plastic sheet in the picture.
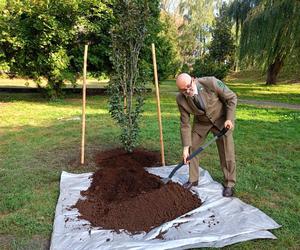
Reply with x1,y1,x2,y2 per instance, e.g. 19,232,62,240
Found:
50,165,280,249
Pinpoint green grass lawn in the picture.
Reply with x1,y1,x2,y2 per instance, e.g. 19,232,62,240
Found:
225,70,300,104
0,80,299,249
226,82,300,105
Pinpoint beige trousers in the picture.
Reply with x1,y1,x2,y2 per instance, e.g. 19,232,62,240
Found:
189,123,236,187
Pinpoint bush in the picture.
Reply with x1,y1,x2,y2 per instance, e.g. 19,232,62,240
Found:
0,0,113,98
181,63,191,74
108,0,160,153
191,58,230,80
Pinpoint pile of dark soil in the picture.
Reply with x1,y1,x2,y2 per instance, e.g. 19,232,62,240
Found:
74,148,201,233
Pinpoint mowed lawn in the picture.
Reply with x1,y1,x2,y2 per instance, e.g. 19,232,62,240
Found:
0,79,299,249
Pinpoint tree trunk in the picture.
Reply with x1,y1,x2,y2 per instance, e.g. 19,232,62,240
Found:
266,57,284,85
47,77,64,98
234,56,239,72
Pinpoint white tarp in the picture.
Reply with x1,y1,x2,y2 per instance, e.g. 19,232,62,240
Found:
50,165,280,250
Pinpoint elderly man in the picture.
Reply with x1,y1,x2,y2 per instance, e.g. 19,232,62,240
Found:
176,73,237,197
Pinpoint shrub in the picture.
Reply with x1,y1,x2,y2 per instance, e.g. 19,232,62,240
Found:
191,58,230,80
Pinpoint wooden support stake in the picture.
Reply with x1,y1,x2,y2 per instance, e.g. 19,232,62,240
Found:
81,44,88,165
151,43,165,166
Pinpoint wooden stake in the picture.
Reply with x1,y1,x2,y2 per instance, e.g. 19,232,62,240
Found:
81,44,88,165
151,43,165,166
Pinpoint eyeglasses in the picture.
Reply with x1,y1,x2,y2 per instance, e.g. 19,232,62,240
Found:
179,78,193,95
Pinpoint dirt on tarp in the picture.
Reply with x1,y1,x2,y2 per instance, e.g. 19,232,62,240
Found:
73,148,201,233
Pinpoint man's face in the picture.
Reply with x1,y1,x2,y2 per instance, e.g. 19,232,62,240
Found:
178,78,194,96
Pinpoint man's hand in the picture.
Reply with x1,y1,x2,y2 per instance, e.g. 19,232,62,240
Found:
224,120,234,129
183,146,190,164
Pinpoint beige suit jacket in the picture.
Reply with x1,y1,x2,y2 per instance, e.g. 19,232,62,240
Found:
176,77,237,147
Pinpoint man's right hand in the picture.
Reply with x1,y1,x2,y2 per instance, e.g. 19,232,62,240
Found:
183,146,190,164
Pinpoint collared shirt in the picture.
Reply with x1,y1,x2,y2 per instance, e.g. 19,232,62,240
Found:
191,83,205,111
192,82,198,95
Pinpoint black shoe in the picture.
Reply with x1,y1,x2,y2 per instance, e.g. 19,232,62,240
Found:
223,187,234,197
183,181,198,190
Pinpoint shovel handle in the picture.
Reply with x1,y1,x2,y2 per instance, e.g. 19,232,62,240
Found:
166,127,229,180
186,127,228,161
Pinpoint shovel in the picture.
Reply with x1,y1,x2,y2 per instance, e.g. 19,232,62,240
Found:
162,127,229,184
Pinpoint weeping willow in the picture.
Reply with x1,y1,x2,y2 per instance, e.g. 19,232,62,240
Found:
227,0,260,41
227,0,260,71
240,0,300,84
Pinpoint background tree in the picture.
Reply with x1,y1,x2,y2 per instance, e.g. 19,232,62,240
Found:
0,0,76,97
0,0,113,97
226,0,261,71
227,0,261,42
208,5,235,66
108,0,160,152
192,4,234,80
68,0,114,78
177,0,218,66
240,0,300,84
154,11,181,80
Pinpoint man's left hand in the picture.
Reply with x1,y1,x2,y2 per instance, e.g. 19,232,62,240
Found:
224,120,234,130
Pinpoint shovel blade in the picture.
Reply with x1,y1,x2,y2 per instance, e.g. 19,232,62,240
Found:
162,177,171,184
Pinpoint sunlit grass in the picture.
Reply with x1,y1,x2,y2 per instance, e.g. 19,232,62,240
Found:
0,81,299,249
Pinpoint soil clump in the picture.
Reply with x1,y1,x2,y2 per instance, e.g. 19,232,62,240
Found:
74,148,201,233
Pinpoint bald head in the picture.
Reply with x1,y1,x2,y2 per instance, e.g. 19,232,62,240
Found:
176,73,191,89
176,73,195,96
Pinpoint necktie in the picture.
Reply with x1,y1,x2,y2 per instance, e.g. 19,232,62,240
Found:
192,94,205,111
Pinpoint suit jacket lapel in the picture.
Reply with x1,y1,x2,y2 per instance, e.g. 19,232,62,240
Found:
186,96,198,111
196,83,206,111
186,95,205,115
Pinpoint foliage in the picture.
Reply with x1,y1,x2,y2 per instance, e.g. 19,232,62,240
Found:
227,0,261,40
108,0,160,152
136,1,168,83
280,45,300,80
0,0,113,98
181,63,190,74
68,0,114,78
240,0,300,84
226,0,261,71
177,0,218,65
208,5,235,66
154,11,181,80
191,57,229,80
190,4,234,80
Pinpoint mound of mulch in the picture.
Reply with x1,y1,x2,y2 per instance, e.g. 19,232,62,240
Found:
73,148,201,233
